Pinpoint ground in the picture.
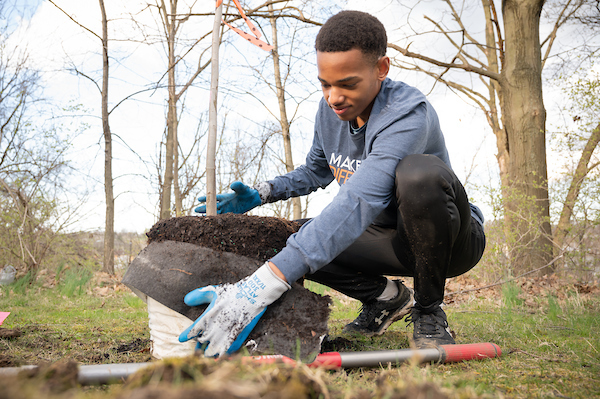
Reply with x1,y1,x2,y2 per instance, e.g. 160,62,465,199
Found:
0,214,599,398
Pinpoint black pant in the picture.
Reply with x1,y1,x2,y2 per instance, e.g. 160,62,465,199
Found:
305,154,486,311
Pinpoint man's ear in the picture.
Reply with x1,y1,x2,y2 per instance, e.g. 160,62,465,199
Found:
377,56,391,81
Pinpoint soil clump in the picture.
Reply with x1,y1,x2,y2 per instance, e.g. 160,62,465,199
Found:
124,214,330,361
146,214,300,262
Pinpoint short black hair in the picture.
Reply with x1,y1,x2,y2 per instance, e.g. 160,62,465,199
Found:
315,11,387,62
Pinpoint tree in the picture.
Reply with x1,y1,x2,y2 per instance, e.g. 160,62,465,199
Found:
206,0,223,216
551,66,600,268
268,3,300,219
386,0,598,275
263,3,325,220
48,0,116,274
99,0,114,275
0,11,81,279
149,0,212,219
199,0,319,217
157,0,329,220
217,0,324,220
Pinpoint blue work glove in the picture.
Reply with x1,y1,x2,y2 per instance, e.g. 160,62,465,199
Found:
178,263,290,358
194,181,268,214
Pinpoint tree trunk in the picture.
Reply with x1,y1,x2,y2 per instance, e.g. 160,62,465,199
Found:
160,0,177,220
174,122,182,215
268,4,301,220
501,0,553,275
206,2,223,216
100,0,114,275
482,0,509,191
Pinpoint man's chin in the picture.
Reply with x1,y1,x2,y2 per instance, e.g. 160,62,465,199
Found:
334,112,355,122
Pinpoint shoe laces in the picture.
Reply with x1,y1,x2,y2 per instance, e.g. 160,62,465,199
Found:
406,307,446,335
354,302,378,324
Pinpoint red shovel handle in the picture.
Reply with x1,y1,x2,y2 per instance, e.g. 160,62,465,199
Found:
440,342,501,363
247,342,502,369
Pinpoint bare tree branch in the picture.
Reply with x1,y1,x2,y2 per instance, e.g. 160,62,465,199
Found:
387,42,501,81
48,0,102,40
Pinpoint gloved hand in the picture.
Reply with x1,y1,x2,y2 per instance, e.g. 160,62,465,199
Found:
194,181,262,214
178,263,290,358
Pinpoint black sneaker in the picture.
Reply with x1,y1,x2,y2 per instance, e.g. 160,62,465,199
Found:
343,280,413,336
406,305,455,348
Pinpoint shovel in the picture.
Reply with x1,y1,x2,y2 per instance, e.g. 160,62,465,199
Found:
0,342,501,384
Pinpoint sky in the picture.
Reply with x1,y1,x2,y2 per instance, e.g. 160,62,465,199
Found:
6,0,585,233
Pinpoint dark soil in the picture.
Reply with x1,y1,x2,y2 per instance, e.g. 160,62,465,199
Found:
116,338,151,354
320,336,358,352
0,327,22,339
146,214,300,262
0,353,20,367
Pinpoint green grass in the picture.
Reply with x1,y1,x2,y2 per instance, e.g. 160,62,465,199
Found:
1,279,599,398
446,297,600,398
312,282,600,398
0,284,150,366
58,267,94,297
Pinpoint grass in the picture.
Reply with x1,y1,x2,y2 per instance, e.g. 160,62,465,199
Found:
1,277,599,398
0,283,150,366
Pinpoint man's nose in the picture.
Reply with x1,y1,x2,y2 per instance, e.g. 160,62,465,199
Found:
328,87,344,105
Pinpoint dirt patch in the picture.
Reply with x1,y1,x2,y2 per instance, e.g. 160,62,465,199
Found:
0,327,22,339
116,338,151,354
443,273,600,306
320,336,357,352
0,353,20,367
146,214,300,262
122,356,332,398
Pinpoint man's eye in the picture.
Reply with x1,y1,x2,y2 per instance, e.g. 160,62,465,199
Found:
343,83,356,88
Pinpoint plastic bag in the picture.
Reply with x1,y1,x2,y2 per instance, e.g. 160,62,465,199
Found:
0,265,16,286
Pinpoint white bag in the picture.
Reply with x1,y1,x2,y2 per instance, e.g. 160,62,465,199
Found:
146,297,197,359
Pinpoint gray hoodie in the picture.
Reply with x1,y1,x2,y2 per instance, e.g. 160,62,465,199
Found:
268,78,482,283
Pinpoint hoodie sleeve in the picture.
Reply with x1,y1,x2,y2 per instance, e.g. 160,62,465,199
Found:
271,99,441,283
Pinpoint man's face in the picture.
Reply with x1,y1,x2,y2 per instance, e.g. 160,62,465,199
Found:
317,48,390,127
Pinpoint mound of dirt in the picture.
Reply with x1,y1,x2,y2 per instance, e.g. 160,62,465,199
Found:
124,214,330,361
146,214,300,262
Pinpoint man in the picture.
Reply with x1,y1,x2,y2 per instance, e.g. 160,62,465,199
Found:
179,10,486,357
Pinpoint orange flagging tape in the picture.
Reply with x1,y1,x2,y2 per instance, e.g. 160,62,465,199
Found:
216,0,273,51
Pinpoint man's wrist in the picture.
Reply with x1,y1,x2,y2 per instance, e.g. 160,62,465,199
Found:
252,181,272,204
267,261,287,283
